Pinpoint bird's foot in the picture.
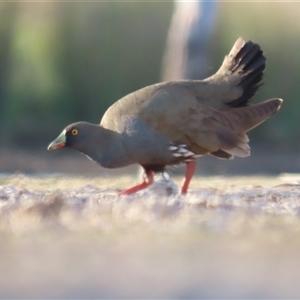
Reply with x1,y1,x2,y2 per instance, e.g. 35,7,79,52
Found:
119,171,154,195
180,161,196,195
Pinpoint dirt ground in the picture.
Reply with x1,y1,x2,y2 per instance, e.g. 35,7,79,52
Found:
1,173,300,298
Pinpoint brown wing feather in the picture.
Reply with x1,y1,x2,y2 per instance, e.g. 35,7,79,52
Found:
168,98,282,159
177,104,250,157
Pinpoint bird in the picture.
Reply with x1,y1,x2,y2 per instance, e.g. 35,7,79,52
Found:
48,37,282,195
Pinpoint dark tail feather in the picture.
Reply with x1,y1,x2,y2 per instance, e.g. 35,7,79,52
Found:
217,37,266,107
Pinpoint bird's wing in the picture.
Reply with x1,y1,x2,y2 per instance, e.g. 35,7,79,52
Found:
140,96,282,159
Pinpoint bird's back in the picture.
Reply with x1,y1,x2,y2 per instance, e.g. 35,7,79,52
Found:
101,37,267,130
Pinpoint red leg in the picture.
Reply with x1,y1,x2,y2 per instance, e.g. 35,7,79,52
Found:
181,161,196,195
119,170,154,195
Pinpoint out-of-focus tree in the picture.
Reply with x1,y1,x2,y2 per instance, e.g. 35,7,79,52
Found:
5,2,173,147
6,3,68,146
162,0,217,81
0,3,18,145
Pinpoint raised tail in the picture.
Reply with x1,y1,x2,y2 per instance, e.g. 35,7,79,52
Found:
213,37,266,108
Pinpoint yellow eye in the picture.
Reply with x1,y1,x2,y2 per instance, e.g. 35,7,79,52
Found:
71,129,78,136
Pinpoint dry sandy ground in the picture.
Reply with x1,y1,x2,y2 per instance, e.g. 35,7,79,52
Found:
1,174,300,298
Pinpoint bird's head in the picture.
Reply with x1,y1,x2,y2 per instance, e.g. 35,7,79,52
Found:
47,122,97,151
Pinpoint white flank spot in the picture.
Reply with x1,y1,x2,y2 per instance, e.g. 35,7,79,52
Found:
168,146,178,151
183,151,194,157
178,148,188,153
173,153,182,157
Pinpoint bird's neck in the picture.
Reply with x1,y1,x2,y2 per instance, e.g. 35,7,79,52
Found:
78,125,130,169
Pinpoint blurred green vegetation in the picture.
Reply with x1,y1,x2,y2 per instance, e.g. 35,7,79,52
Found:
0,2,298,151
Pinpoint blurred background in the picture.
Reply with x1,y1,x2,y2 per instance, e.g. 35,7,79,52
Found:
0,1,299,175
